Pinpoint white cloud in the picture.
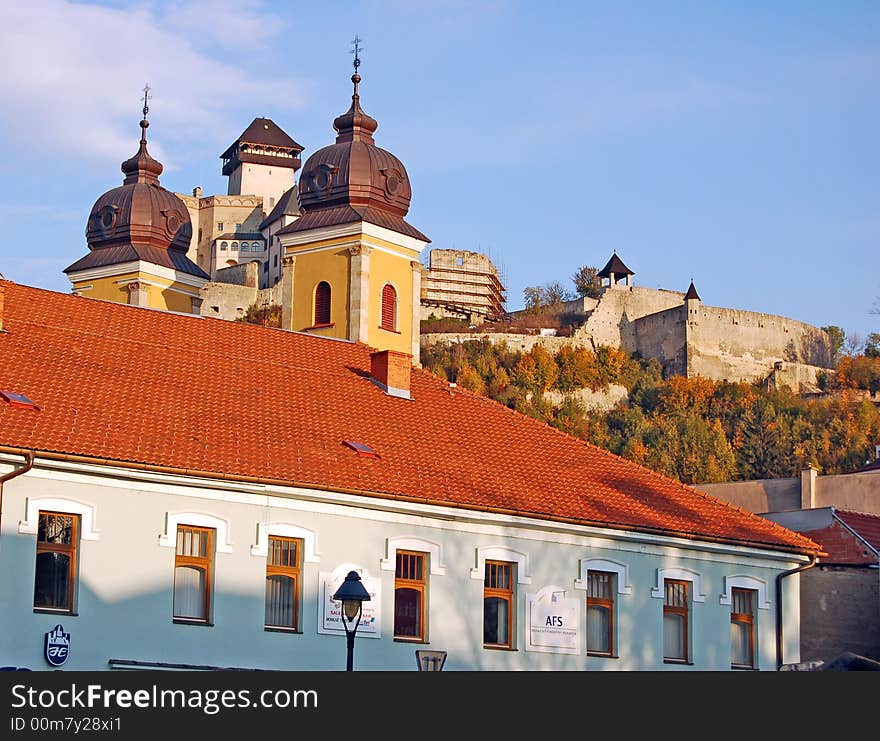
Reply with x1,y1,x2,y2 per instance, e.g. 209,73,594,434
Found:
0,0,306,168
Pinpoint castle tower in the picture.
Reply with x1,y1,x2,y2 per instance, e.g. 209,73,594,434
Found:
65,92,209,314
221,117,304,212
684,279,701,315
275,46,430,361
598,251,635,287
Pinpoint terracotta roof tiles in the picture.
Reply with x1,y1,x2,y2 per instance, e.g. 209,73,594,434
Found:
0,280,820,556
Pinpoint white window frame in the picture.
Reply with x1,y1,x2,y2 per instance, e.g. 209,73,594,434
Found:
20,497,100,541
159,512,232,553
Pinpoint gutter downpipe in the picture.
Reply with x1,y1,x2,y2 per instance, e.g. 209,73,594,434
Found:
776,554,818,671
0,450,35,534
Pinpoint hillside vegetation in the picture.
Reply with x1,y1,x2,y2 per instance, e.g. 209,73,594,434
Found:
421,339,880,485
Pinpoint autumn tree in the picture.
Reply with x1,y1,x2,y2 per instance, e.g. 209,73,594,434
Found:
572,265,603,299
523,281,574,314
821,325,846,364
236,303,282,328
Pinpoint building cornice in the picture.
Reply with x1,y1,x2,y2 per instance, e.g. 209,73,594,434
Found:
0,450,814,565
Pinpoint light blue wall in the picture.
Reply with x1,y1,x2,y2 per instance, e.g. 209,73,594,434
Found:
0,459,803,671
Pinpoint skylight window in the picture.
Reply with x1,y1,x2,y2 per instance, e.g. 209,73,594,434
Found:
342,440,380,459
0,390,40,411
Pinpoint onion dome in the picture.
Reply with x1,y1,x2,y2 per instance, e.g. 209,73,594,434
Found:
83,116,192,254
66,107,206,279
297,70,412,219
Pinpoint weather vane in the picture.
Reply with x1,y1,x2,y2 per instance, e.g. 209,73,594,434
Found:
350,36,363,73
141,83,152,121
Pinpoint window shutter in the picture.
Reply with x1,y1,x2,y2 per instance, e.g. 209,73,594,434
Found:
315,282,331,325
381,284,396,330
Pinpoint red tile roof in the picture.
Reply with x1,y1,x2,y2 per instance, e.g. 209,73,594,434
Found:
0,281,821,556
834,510,880,558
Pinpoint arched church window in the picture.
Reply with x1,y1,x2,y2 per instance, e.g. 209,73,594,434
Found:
241,243,249,252
231,242,239,251
381,284,397,332
220,242,228,251
315,282,331,326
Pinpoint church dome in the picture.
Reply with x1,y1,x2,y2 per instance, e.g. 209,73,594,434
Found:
85,118,192,254
298,72,412,218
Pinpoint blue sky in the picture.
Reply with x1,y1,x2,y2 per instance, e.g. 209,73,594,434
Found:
1,1,878,340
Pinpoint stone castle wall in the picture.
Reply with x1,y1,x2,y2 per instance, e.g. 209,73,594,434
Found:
632,306,688,376
200,267,282,323
685,304,833,383
573,285,685,350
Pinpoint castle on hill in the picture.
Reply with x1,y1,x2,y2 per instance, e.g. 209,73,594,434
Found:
423,252,835,392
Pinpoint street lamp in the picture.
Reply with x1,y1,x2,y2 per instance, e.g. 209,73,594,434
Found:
332,570,371,671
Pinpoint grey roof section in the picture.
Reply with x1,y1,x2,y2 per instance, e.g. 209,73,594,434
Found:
64,244,209,280
260,187,301,230
215,233,264,241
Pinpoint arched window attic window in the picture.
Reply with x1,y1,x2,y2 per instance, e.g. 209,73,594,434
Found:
381,283,397,331
315,281,331,326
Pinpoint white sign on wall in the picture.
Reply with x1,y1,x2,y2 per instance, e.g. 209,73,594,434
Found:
526,585,580,654
318,564,382,639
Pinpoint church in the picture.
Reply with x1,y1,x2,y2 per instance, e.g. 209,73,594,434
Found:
0,60,823,671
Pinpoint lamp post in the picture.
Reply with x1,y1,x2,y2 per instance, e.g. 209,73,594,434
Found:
332,570,371,671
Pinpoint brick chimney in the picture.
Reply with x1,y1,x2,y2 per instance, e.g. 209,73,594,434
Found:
370,350,412,399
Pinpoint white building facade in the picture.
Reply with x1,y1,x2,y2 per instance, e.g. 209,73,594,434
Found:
1,453,803,671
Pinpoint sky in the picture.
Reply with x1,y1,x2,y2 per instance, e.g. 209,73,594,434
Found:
1,0,878,341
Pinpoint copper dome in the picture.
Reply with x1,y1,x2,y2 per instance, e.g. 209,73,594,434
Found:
298,73,412,218
85,119,192,254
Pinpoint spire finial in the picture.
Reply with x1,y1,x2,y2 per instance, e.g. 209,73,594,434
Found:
350,36,363,96
140,83,152,143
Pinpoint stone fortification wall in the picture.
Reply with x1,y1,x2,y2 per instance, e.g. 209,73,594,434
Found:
420,332,577,355
574,285,685,351
200,277,281,323
215,262,259,288
632,306,688,376
544,385,630,412
686,305,833,383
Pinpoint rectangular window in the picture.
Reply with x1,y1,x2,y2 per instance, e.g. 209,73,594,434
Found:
217,222,223,232
483,561,514,648
265,536,302,631
173,525,214,623
394,550,426,641
34,511,79,613
663,579,690,663
235,223,242,232
731,588,755,669
586,571,615,656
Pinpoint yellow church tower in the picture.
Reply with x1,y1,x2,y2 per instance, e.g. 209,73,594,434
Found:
65,90,209,313
275,45,430,362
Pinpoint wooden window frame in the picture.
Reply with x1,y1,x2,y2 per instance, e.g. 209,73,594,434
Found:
483,560,514,649
663,579,690,664
394,550,427,642
265,535,303,632
33,511,79,614
380,283,398,332
586,570,615,657
173,525,214,625
730,587,756,670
